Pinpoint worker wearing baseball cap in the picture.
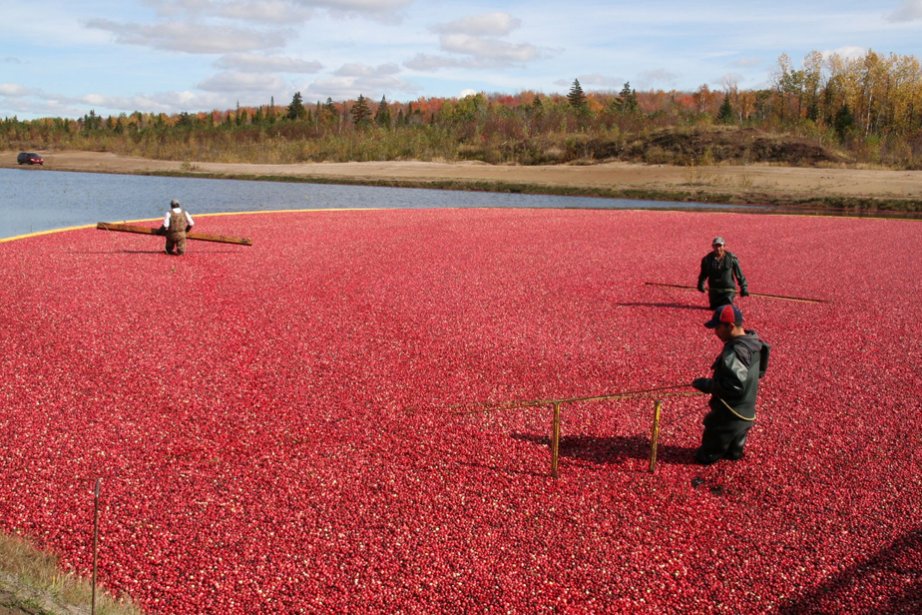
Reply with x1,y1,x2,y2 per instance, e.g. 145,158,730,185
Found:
697,236,749,309
691,304,770,464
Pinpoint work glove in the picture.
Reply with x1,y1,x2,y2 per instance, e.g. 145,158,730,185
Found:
697,283,705,293
185,225,193,233
740,288,750,297
692,378,712,393
154,226,166,236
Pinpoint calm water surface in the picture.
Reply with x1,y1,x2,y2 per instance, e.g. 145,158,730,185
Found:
1,167,743,239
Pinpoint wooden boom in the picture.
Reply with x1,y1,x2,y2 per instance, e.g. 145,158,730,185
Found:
96,222,252,246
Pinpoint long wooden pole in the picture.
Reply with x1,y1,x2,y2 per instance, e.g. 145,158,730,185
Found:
648,400,663,473
550,402,562,479
453,383,693,415
644,281,826,304
96,222,252,246
91,478,100,615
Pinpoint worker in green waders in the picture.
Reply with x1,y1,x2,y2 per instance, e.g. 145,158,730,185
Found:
697,236,748,309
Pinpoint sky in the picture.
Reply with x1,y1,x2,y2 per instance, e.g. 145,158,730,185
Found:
2,0,922,120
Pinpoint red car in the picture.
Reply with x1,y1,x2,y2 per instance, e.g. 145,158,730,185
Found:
17,152,44,165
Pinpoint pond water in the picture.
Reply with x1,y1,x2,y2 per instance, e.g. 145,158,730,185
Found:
1,167,746,239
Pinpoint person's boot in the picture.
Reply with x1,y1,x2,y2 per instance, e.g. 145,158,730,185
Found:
695,447,722,465
725,433,748,460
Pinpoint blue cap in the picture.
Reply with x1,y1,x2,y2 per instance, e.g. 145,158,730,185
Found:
705,304,743,328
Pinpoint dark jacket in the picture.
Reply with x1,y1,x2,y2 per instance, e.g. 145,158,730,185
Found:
698,251,747,293
704,331,769,422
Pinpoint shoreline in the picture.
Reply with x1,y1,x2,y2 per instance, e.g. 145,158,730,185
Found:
4,150,922,215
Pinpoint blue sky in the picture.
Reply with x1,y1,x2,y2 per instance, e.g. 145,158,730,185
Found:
2,0,922,120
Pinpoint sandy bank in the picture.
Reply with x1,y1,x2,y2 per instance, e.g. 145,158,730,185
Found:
4,150,922,207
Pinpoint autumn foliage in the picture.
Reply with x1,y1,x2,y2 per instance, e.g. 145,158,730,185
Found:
3,50,922,168
1,209,920,613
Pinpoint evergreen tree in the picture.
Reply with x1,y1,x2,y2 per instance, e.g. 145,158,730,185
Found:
618,82,638,114
567,79,587,110
323,98,337,122
834,103,855,141
717,94,734,124
374,95,392,127
351,94,372,127
286,92,306,120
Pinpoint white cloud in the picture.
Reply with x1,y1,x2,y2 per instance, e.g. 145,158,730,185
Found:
147,0,353,24
439,33,539,64
403,53,463,71
304,62,417,100
207,1,316,23
0,83,32,97
334,63,400,77
148,0,411,21
434,12,521,36
637,69,679,88
304,0,413,15
572,74,626,89
198,71,288,92
412,11,548,70
822,46,868,61
216,53,322,73
82,94,109,106
75,89,269,114
87,18,292,53
887,0,922,21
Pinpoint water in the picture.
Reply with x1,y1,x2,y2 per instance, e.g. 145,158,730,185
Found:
1,168,746,239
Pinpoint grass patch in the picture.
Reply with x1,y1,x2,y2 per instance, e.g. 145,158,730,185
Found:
0,532,142,615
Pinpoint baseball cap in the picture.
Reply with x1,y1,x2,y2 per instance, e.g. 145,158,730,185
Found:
712,236,725,246
705,304,743,328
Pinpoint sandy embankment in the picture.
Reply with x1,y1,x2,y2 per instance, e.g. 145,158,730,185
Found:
4,150,922,206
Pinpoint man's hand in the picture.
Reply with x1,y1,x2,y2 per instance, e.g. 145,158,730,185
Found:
697,283,705,293
154,226,166,236
692,378,712,393
185,225,193,233
740,288,750,297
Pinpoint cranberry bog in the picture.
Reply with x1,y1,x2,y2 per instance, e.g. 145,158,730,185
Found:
1,209,919,613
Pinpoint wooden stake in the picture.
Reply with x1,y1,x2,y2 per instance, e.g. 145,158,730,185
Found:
550,402,562,479
96,222,252,246
649,400,663,473
91,478,100,615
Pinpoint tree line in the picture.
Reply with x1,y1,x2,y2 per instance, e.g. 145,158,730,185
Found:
2,50,921,168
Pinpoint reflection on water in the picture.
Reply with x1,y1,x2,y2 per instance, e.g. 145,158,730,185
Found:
1,168,743,239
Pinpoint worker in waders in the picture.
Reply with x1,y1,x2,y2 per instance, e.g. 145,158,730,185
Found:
697,236,748,309
158,199,195,255
691,304,770,464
